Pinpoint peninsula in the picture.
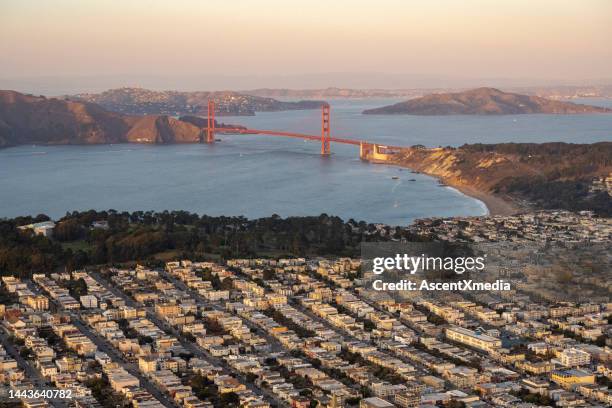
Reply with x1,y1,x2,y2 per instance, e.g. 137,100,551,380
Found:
386,142,611,216
71,87,323,116
0,90,243,148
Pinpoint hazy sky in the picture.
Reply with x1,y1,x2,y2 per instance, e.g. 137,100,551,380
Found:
1,0,611,90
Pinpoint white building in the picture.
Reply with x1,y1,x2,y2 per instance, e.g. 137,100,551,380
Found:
446,326,501,353
18,221,56,237
559,348,590,367
360,397,395,408
80,295,98,309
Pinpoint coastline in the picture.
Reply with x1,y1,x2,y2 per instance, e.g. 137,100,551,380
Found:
447,183,520,216
379,159,522,216
4,143,523,218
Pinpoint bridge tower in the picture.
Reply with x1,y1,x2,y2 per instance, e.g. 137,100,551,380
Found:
206,100,216,144
321,103,331,155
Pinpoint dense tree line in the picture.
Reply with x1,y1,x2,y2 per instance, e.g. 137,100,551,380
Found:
0,217,67,278
461,141,611,162
497,177,611,216
457,142,611,216
463,142,611,180
0,210,426,277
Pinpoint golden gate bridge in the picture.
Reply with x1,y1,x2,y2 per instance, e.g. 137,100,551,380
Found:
203,100,405,160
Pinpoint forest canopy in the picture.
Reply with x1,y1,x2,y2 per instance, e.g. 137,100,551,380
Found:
0,210,424,277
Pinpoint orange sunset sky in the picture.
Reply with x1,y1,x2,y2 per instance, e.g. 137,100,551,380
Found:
1,0,611,90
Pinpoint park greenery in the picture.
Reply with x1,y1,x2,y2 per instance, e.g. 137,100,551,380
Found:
0,210,431,277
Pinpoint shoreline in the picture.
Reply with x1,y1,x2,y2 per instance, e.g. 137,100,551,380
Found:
4,143,521,217
378,159,522,217
446,183,520,216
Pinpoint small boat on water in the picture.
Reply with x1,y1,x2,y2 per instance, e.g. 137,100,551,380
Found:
391,176,400,180
410,170,420,174
409,178,416,182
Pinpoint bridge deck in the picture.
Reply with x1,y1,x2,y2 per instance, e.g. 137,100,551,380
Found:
215,127,406,151
216,127,361,145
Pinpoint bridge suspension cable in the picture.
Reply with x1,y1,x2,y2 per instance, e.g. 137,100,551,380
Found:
203,99,406,157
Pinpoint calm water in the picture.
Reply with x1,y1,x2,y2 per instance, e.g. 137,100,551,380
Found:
1,98,610,225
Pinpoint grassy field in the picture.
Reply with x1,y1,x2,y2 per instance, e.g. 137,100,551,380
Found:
60,240,93,252
152,250,182,261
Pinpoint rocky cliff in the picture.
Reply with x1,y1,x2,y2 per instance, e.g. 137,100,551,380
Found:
392,142,612,215
0,90,205,147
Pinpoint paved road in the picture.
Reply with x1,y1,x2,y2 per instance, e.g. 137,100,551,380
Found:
168,266,430,390
27,278,174,408
69,317,176,408
160,271,285,352
0,329,69,408
173,269,368,392
157,271,303,406
90,271,287,407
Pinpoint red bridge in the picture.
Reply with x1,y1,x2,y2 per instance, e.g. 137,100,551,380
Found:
203,100,405,160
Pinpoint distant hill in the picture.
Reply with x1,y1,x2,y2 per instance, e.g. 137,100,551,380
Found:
246,85,612,99
247,85,612,100
71,87,323,116
363,87,612,115
0,90,229,147
244,87,424,98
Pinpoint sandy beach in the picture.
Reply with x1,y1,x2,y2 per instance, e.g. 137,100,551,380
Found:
449,184,521,216
384,160,523,217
